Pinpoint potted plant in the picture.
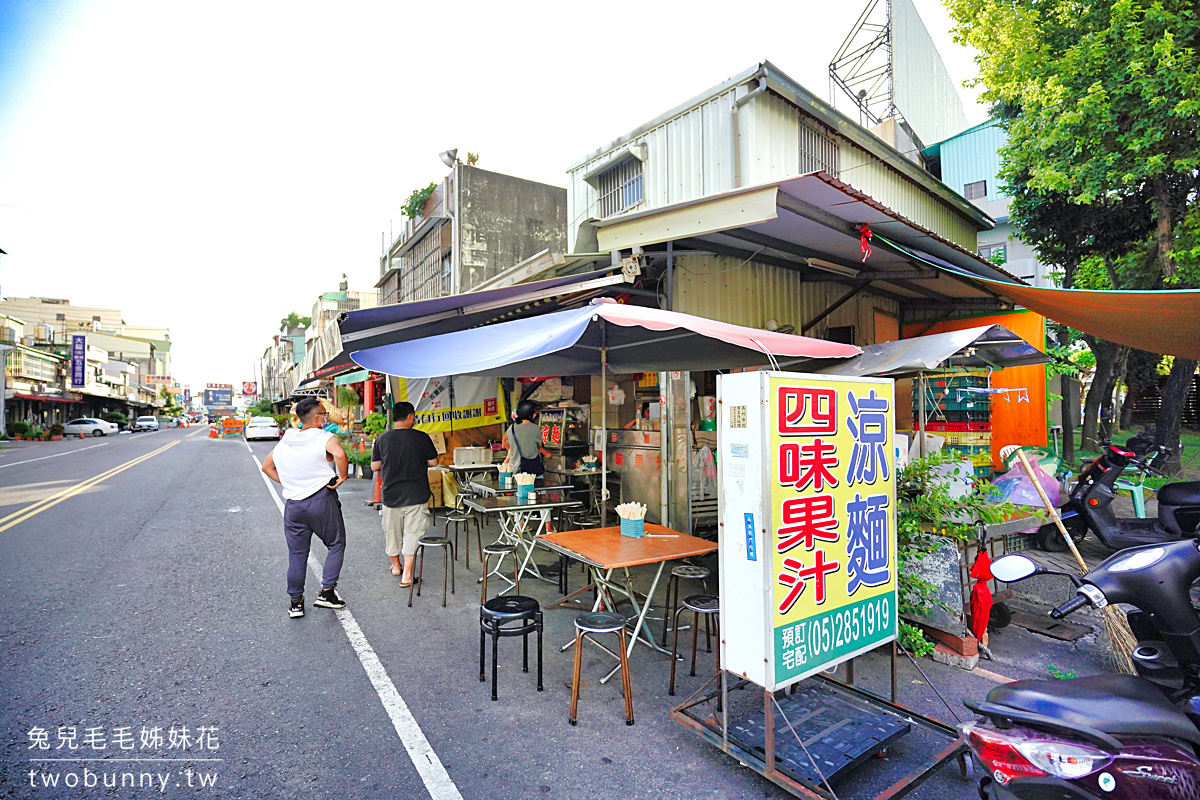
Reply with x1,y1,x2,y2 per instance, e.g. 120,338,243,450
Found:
48,423,65,441
11,421,30,440
346,448,373,479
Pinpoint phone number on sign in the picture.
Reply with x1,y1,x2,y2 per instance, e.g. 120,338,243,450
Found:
778,594,892,673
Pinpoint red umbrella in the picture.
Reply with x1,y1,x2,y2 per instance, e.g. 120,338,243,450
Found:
969,550,994,646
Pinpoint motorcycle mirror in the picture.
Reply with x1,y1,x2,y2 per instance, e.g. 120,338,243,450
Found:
991,555,1041,583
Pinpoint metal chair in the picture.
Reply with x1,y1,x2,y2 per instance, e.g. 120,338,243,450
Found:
444,493,483,568
669,594,721,711
479,595,543,701
480,542,519,603
661,564,711,645
408,535,456,608
569,612,634,727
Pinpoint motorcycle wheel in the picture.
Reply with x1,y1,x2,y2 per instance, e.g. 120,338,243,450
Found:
1035,516,1086,552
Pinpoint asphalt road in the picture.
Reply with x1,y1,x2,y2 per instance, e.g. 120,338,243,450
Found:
0,428,1110,799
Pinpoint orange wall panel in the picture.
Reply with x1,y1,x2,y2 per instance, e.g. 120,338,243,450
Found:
902,311,1047,467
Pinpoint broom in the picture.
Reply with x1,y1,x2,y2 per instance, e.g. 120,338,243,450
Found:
1015,450,1137,674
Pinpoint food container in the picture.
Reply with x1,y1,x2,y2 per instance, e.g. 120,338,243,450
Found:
453,446,490,466
619,518,645,538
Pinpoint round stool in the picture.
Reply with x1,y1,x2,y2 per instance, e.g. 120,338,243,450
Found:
669,595,721,709
408,535,456,608
479,595,543,701
662,564,711,644
569,612,634,727
444,504,482,569
480,542,519,603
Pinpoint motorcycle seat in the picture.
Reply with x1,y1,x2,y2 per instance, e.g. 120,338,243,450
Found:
1157,481,1200,506
986,674,1200,745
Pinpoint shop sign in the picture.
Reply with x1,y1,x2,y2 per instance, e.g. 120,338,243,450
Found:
70,335,86,388
718,372,896,691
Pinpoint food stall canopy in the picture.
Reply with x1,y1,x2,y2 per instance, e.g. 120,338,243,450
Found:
877,233,1200,361
809,325,1047,379
289,265,632,392
349,299,861,379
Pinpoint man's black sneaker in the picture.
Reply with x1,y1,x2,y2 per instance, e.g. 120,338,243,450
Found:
289,596,305,618
313,588,346,609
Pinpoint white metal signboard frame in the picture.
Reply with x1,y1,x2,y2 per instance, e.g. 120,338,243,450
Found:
718,371,897,692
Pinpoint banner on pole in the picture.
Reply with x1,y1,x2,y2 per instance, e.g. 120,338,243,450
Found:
393,376,506,434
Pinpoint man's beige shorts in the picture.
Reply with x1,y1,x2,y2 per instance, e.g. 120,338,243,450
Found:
382,503,431,557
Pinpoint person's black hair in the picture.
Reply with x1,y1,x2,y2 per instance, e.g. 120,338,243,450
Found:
295,397,322,421
394,401,416,421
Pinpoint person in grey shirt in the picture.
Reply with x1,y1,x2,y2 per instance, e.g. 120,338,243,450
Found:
502,399,552,487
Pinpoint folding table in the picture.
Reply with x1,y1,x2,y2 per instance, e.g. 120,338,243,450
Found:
464,491,582,592
539,525,717,684
468,476,518,497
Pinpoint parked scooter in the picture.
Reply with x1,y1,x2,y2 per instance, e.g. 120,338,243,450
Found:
961,540,1200,799
1036,438,1200,552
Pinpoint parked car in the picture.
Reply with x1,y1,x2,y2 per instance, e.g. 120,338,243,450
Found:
133,416,160,432
63,418,119,437
244,416,281,441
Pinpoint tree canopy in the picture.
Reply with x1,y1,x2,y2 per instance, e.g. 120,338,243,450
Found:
279,312,311,332
947,0,1200,282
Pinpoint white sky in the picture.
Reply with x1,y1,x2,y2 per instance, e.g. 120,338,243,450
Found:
0,0,984,390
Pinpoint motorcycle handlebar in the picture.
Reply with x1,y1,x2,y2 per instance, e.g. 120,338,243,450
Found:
1050,594,1090,620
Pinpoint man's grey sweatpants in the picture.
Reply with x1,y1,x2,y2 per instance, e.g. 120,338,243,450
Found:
283,487,346,601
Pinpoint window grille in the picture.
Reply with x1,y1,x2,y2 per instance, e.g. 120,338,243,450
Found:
400,220,450,302
596,158,644,219
798,119,840,177
964,180,987,200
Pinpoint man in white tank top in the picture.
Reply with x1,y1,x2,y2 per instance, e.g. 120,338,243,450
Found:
261,397,350,618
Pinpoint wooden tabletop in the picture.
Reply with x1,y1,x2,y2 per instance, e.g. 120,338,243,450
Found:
539,525,717,569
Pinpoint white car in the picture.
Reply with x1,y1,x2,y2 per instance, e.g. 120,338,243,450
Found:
133,416,160,432
63,418,119,437
245,416,280,441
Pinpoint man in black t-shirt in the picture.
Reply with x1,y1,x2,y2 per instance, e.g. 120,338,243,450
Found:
371,402,439,586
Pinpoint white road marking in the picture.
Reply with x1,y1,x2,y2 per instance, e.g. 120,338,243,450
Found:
249,452,462,800
0,442,109,469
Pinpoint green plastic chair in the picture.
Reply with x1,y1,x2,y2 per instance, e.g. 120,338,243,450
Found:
1114,467,1148,518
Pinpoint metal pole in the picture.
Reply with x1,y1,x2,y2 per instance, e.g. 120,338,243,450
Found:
918,373,928,458
600,348,608,529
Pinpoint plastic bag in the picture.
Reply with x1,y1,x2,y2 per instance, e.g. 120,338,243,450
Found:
690,446,717,499
991,461,1059,508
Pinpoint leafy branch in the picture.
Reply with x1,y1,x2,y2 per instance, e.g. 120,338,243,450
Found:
402,182,438,220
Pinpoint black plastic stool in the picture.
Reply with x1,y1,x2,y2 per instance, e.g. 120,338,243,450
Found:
480,542,519,603
661,564,711,644
408,535,456,608
669,594,721,709
569,611,634,726
479,595,543,701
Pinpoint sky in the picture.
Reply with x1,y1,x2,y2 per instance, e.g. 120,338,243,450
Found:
0,0,986,391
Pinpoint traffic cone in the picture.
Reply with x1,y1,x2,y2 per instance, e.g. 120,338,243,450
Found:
368,472,382,505
208,426,219,439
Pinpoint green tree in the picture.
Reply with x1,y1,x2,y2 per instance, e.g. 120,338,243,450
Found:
279,312,311,332
948,0,1200,469
248,398,274,417
159,388,185,417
